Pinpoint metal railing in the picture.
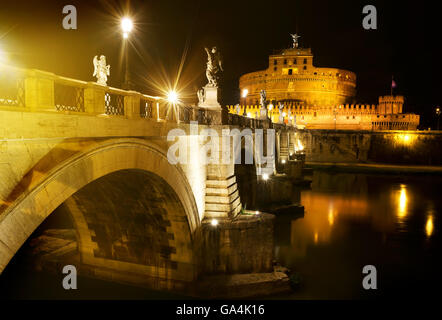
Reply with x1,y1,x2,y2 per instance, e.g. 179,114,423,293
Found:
54,82,85,112
140,98,153,118
104,91,125,116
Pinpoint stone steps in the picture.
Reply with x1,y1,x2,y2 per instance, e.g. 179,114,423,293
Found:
204,175,242,219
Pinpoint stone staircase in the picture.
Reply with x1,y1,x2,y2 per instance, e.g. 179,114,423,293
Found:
204,175,242,219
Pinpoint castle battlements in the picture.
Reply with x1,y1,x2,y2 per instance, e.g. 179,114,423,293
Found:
227,94,419,131
234,36,419,131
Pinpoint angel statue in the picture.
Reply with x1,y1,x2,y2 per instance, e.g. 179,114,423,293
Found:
204,46,223,87
278,102,285,124
235,104,241,115
290,33,301,48
197,88,206,105
260,89,267,108
259,89,267,118
93,55,110,86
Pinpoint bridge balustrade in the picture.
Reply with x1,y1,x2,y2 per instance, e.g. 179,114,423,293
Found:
0,65,26,108
139,97,153,119
0,64,191,124
104,89,125,116
54,78,86,112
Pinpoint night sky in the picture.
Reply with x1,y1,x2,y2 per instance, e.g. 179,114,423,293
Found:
1,0,441,128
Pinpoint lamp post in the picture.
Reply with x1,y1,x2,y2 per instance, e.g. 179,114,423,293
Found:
121,17,133,90
436,107,441,130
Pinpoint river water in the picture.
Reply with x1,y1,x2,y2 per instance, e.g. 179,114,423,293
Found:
0,171,441,299
274,170,442,299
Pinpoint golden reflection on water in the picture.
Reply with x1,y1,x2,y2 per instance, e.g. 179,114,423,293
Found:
328,211,334,226
397,184,408,220
426,215,434,237
284,173,438,261
293,192,368,249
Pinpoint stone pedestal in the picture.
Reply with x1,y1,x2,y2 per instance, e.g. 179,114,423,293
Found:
198,85,228,125
199,85,221,110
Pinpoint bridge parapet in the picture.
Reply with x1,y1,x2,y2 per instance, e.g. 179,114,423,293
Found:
0,63,199,124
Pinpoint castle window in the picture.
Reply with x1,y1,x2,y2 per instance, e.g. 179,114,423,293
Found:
274,67,277,71
274,60,277,65
288,69,293,75
284,59,287,64
303,66,307,70
293,59,297,64
303,58,307,64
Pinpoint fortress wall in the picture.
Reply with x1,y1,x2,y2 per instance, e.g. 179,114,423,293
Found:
297,130,442,165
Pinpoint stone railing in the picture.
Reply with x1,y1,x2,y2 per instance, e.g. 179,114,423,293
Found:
0,64,300,129
0,64,26,108
0,63,202,125
226,112,288,130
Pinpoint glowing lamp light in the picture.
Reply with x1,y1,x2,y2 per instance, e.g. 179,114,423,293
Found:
255,211,260,215
247,112,252,118
0,46,8,63
262,173,269,181
167,90,179,104
211,219,218,227
281,159,286,164
123,32,129,39
242,89,249,98
121,17,133,34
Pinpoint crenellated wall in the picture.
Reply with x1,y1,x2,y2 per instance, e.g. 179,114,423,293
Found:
227,97,419,131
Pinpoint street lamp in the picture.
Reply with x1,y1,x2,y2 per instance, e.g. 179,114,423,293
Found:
241,89,248,104
167,90,179,104
436,106,441,130
121,17,133,90
121,17,133,39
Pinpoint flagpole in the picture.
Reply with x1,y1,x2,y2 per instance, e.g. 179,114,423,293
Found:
391,75,393,96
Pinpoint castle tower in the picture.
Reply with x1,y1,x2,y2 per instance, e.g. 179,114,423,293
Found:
377,95,404,114
239,35,356,107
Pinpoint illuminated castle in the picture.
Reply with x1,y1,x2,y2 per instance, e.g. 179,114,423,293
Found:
229,35,419,130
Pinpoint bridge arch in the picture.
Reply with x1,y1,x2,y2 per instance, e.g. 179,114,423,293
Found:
0,139,200,288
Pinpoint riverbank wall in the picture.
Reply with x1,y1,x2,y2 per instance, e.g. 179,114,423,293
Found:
298,130,442,166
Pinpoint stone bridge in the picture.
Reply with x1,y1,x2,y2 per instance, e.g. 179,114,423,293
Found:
0,64,301,296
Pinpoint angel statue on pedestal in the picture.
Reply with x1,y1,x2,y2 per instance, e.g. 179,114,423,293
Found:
93,55,110,86
204,47,223,87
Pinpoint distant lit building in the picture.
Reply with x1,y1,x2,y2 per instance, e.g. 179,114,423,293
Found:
231,40,419,130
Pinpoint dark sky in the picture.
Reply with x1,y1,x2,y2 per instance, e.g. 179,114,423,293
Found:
1,0,441,128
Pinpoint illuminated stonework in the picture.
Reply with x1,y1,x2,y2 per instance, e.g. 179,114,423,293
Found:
239,47,356,106
234,44,420,130
228,95,419,130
